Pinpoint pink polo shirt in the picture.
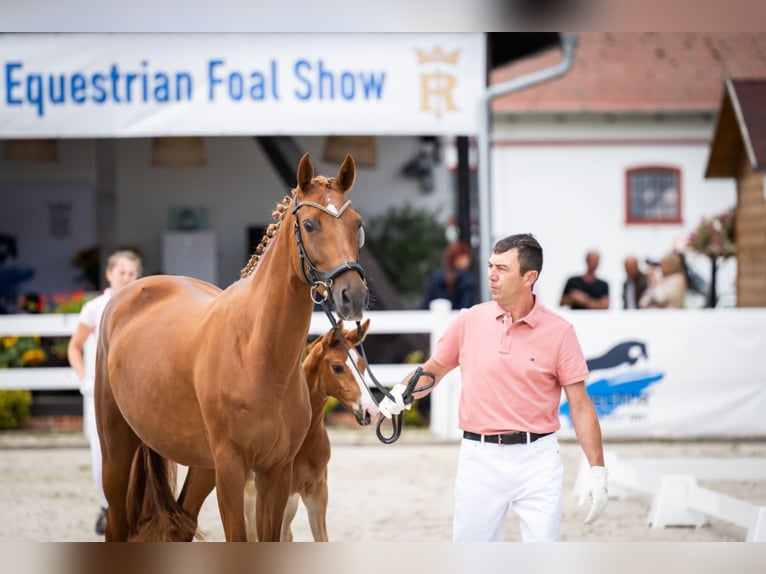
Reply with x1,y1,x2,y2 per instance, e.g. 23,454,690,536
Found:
431,298,588,435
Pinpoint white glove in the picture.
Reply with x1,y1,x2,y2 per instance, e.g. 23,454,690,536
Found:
78,375,95,397
579,466,608,524
377,384,411,419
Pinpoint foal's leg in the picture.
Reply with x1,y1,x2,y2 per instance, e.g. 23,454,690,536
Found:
178,467,216,540
302,480,329,542
244,472,258,541
280,493,300,542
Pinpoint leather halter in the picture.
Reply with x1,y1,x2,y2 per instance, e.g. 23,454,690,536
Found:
292,199,367,302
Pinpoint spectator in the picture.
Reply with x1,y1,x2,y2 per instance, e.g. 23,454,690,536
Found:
639,252,687,309
422,241,476,311
67,249,142,535
559,250,610,310
622,256,649,309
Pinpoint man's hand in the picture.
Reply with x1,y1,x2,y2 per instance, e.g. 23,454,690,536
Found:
378,384,410,419
580,466,608,524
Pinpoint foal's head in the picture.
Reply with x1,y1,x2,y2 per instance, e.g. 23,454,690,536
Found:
308,319,376,426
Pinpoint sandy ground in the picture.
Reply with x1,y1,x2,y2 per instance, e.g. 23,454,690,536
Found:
1,428,765,542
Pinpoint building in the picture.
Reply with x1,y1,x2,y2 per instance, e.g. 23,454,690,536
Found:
705,78,766,307
489,32,766,308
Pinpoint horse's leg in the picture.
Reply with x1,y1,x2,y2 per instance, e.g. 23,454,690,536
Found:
302,480,329,542
254,464,293,542
97,384,140,542
213,447,249,542
178,467,216,541
280,493,300,542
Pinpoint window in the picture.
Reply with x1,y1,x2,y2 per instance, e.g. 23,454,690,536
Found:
625,166,682,224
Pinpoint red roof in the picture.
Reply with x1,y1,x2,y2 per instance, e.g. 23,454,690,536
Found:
491,33,766,114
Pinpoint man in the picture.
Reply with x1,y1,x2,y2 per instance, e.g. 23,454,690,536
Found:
380,233,607,542
622,255,649,309
560,250,610,310
67,249,142,535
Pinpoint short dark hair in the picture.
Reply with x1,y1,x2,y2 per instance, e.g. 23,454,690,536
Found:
492,233,543,277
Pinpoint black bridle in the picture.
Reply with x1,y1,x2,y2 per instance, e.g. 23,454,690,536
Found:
292,199,366,299
292,198,434,443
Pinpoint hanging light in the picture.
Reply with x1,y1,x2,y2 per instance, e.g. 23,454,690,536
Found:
151,137,206,167
4,139,59,162
322,135,378,168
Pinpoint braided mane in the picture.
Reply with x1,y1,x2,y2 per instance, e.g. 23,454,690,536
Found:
239,176,338,279
240,190,295,278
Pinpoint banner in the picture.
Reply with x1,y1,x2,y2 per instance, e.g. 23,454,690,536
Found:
557,309,766,439
0,33,485,138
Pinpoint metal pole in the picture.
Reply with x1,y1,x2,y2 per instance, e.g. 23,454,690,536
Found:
477,33,579,300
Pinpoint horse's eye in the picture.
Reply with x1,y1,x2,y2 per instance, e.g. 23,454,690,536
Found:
302,220,316,233
358,225,365,248
331,363,345,375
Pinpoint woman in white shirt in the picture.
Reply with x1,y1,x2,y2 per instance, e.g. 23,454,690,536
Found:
639,252,687,309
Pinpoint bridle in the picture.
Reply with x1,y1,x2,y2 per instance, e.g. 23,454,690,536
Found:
292,197,434,443
292,199,366,301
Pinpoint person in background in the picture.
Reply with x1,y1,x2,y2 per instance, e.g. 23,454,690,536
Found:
639,251,687,309
67,249,142,535
419,240,476,424
422,241,476,311
622,255,649,310
381,233,607,542
559,250,610,310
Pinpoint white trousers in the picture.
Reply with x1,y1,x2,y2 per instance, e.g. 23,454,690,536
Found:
452,433,562,542
82,391,108,509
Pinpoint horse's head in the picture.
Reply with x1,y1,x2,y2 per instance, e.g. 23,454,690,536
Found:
292,153,368,321
314,319,377,426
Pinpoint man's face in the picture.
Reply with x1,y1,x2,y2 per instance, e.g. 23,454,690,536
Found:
487,248,536,305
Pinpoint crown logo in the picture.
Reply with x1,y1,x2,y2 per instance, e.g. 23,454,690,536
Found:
416,47,460,65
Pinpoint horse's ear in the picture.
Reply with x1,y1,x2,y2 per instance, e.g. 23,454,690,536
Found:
297,153,314,193
326,321,343,347
346,318,370,345
335,154,356,193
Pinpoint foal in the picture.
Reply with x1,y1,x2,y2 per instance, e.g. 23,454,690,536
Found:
244,320,373,541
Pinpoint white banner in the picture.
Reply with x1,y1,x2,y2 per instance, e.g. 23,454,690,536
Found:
558,309,766,439
0,33,485,138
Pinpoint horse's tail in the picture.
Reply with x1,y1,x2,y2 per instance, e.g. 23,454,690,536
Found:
126,443,199,542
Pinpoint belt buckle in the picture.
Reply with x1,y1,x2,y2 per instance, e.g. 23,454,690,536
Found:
498,433,516,445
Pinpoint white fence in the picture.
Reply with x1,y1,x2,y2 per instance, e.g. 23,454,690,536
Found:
0,300,462,434
2,304,766,441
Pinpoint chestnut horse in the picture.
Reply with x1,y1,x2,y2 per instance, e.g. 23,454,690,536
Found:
95,153,368,541
181,320,373,541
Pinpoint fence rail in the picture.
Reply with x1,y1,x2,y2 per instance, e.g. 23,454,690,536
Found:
0,303,457,392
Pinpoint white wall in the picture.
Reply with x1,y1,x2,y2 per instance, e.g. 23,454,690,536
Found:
491,115,737,309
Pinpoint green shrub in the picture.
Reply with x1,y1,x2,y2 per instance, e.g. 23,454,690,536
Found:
365,204,447,308
0,390,32,430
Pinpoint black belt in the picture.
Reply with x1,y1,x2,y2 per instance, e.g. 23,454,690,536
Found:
463,430,553,445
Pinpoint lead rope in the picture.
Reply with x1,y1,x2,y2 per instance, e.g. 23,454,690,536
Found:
316,296,435,443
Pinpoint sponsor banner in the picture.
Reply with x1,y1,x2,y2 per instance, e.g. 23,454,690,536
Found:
558,309,766,439
0,33,485,138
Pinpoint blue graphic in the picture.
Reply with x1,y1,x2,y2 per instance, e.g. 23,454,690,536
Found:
559,340,664,423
